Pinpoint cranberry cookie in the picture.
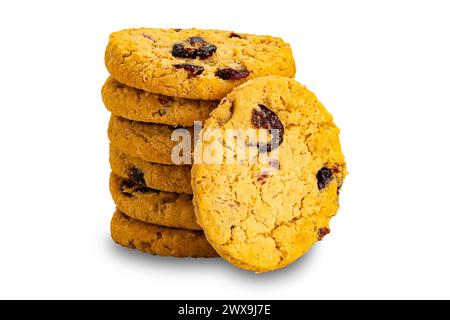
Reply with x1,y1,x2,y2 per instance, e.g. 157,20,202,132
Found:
110,173,200,230
102,77,217,127
105,28,296,100
192,76,347,272
108,116,194,165
111,210,218,258
110,144,192,194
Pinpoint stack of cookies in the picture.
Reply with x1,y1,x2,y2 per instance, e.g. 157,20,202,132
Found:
103,27,348,273
102,28,296,260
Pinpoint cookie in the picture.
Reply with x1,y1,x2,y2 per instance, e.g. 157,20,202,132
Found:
192,76,347,272
110,172,200,230
111,210,218,258
105,28,296,100
102,77,217,127
110,144,192,194
108,115,193,165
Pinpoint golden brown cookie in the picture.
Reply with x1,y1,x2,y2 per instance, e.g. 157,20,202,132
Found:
111,210,218,258
192,76,347,272
110,172,200,230
105,28,296,100
108,115,193,165
110,144,192,194
102,77,217,127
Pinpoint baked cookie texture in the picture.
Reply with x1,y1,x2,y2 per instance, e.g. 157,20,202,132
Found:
110,173,200,230
108,115,193,165
111,210,218,258
105,28,296,100
192,76,347,272
102,77,217,127
110,144,192,194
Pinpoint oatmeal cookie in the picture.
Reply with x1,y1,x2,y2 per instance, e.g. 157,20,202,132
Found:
110,144,192,194
102,77,217,127
105,28,296,100
110,173,200,230
192,76,347,272
111,210,217,258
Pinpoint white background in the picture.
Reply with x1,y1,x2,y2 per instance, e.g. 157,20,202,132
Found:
0,0,449,300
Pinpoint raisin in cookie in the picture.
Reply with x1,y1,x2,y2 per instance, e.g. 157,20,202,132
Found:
108,116,193,165
102,77,217,127
111,210,218,258
192,76,347,272
105,28,296,100
110,144,192,194
110,173,200,230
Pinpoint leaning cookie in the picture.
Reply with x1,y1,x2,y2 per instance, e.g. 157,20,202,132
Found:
192,76,347,272
105,28,296,100
110,144,192,194
110,173,200,230
102,77,217,127
111,210,218,258
108,116,193,165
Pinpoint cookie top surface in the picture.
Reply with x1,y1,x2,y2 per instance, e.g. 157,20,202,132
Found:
192,76,347,272
102,77,217,127
105,28,296,100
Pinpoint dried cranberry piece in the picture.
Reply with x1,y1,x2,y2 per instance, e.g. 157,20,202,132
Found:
120,179,135,197
126,241,136,249
317,168,333,190
257,173,270,185
250,105,284,152
317,228,330,241
172,43,190,58
129,167,145,186
157,96,174,105
332,166,341,174
136,186,153,193
172,37,217,59
120,178,153,196
215,68,250,80
198,44,218,58
174,63,205,77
